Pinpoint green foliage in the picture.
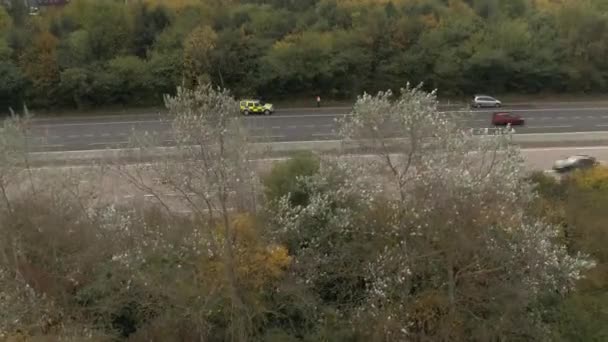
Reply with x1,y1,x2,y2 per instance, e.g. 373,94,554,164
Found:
6,0,608,109
262,151,320,207
0,61,25,110
530,168,608,341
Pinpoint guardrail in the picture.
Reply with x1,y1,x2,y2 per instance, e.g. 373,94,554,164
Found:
23,131,608,167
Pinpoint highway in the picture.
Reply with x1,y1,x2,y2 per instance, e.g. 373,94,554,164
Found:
19,146,608,211
24,101,608,151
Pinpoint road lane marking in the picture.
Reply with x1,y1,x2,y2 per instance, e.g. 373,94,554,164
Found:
28,106,608,128
88,141,129,146
524,125,573,129
84,134,94,138
101,133,111,137
595,124,608,127
67,135,80,138
40,144,66,148
252,135,286,139
521,146,608,152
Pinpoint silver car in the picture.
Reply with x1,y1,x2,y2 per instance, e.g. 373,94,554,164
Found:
471,95,502,108
552,155,598,173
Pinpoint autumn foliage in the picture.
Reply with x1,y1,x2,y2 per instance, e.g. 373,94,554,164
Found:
3,0,608,110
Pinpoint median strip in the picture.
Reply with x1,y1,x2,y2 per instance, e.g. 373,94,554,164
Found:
20,131,608,167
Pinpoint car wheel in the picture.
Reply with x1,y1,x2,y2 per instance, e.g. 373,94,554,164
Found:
495,103,501,108
243,110,250,116
264,109,271,115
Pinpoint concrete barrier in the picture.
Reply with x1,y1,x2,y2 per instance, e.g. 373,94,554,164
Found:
24,131,608,166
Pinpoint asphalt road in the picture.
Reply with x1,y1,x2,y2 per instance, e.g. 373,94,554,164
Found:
23,102,608,151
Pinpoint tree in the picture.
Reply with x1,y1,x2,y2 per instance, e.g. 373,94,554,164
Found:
78,1,133,61
58,67,90,109
131,2,170,58
183,25,217,87
19,30,60,108
114,83,260,341
107,56,152,105
268,84,592,340
262,151,320,207
530,168,608,341
0,62,26,110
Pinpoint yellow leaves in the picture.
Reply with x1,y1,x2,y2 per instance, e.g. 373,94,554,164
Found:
570,166,608,191
232,214,292,289
183,25,217,86
200,214,292,292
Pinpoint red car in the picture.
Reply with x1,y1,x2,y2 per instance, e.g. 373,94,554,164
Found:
492,112,524,126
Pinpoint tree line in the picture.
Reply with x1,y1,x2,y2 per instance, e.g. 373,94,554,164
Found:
0,82,605,341
1,0,608,110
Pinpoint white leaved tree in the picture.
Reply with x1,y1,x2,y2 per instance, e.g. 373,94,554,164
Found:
113,83,258,341
269,84,592,341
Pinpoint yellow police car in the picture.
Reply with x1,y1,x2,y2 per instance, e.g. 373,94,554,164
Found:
239,99,274,116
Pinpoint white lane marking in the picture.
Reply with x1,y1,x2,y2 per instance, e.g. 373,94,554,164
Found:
67,135,80,138
286,125,298,129
101,133,111,137
84,134,94,138
29,106,608,128
572,116,581,119
524,125,573,129
40,144,66,148
35,120,164,128
521,146,608,152
88,141,129,146
312,133,337,137
303,125,315,128
252,135,286,139
271,126,281,129
321,124,334,128
595,124,608,127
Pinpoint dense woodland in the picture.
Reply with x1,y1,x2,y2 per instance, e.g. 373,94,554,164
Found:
1,0,608,110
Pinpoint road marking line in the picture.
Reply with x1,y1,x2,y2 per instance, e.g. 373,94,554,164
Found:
287,125,298,129
595,124,608,127
88,141,129,146
524,125,573,129
271,126,281,129
101,133,111,137
35,120,163,128
522,146,608,152
252,135,286,139
312,133,337,137
67,135,80,138
303,125,315,128
84,134,94,138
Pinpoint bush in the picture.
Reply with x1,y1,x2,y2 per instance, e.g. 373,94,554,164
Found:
262,151,320,207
